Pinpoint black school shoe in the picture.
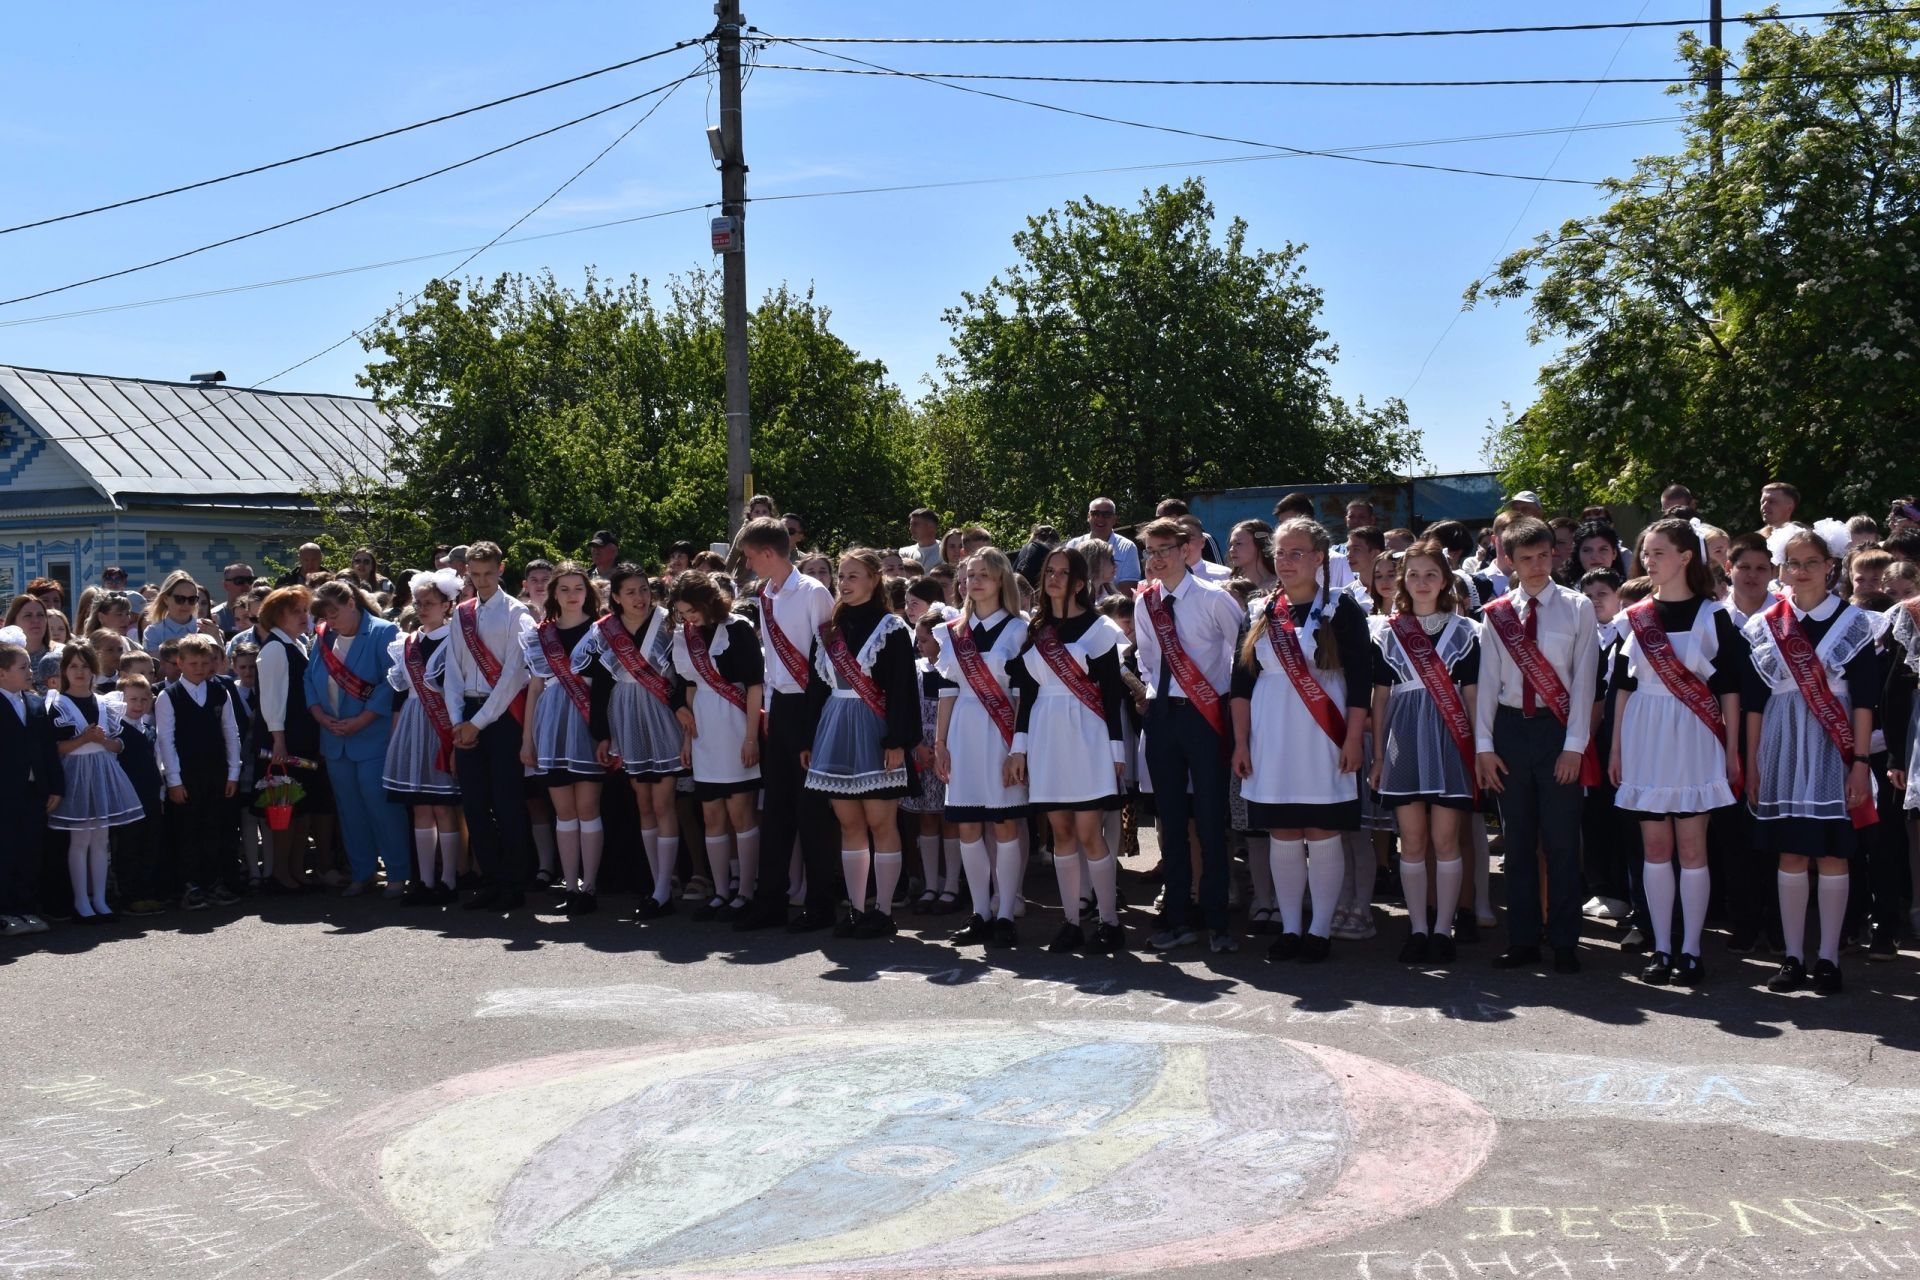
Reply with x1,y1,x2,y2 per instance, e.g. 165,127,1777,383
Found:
1641,952,1673,985
1428,933,1456,964
1767,957,1808,992
1048,922,1085,953
1397,931,1430,964
1267,931,1302,962
988,917,1019,950
832,908,860,939
1298,933,1332,964
1084,922,1125,954
1671,953,1704,987
1812,958,1844,995
951,913,994,945
786,906,837,933
852,908,897,939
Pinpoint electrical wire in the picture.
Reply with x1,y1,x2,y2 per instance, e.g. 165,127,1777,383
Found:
0,38,706,238
755,7,1919,45
0,67,709,311
774,41,1618,186
0,115,1682,332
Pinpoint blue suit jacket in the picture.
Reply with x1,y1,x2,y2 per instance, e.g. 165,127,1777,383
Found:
302,611,399,763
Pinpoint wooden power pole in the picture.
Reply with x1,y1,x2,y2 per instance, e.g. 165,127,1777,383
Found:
715,0,751,536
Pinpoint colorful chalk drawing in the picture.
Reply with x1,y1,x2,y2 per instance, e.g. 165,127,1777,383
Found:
1419,1052,1920,1142
474,984,846,1030
311,1020,1495,1278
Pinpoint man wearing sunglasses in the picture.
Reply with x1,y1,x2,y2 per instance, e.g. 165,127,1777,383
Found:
212,563,257,638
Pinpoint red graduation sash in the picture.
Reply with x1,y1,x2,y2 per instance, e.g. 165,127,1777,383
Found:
455,597,526,726
404,633,455,772
1624,599,1738,792
536,621,593,726
314,623,374,704
1139,581,1226,741
1390,611,1476,798
685,622,748,714
1265,594,1346,748
760,577,813,691
598,613,673,706
1033,623,1105,722
948,616,1016,748
1765,598,1876,828
1483,594,1602,786
822,623,888,722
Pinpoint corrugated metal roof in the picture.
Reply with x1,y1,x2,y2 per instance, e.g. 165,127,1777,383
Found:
0,364,422,504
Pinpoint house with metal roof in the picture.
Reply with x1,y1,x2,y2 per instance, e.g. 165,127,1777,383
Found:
0,364,420,605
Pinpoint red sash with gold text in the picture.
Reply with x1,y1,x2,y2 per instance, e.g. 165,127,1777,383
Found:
1390,611,1476,797
686,623,748,714
949,617,1016,748
455,597,526,726
314,623,373,704
1483,595,1602,786
536,621,593,725
1265,595,1346,747
1139,582,1226,741
405,633,455,772
1033,624,1105,723
599,613,673,706
1765,598,1876,828
822,624,887,722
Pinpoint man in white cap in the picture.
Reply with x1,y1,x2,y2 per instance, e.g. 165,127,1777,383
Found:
1506,490,1546,520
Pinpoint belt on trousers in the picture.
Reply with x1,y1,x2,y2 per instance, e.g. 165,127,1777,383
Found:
1497,702,1554,720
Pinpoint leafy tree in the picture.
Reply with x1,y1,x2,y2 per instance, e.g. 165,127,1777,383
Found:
1476,4,1920,527
324,269,920,570
927,177,1422,527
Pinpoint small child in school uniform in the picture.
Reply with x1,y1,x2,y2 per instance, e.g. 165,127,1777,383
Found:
0,640,60,937
156,634,242,911
110,674,169,916
48,644,143,923
89,630,127,694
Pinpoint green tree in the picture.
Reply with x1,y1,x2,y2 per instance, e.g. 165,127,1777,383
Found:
324,269,921,570
1476,4,1920,527
927,177,1422,526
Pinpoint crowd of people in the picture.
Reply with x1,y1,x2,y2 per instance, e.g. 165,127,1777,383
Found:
4,480,1920,999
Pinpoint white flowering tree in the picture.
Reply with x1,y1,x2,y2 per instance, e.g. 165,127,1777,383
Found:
1475,4,1919,528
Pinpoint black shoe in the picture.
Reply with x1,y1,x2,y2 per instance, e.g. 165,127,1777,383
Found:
1493,944,1541,969
637,895,674,920
694,897,728,922
733,899,788,931
1428,933,1456,964
399,881,433,908
1453,911,1481,945
428,884,458,905
1726,926,1764,955
569,890,598,917
1397,931,1431,964
1767,957,1808,992
1267,931,1302,962
1671,953,1704,987
1048,922,1085,954
462,887,503,911
852,908,897,939
1552,947,1580,974
832,909,860,939
787,906,837,934
951,913,994,945
1812,958,1844,995
1298,933,1332,964
1641,952,1673,985
496,890,525,911
1870,925,1899,962
989,917,1019,950
1085,922,1125,954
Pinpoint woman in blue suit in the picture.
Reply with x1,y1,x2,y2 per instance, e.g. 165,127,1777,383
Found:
304,580,409,896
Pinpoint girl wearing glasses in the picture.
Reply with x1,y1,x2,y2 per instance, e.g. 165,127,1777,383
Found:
143,571,209,648
343,547,393,597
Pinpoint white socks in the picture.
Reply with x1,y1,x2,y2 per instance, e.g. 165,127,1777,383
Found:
578,818,604,893
530,821,558,876
1086,852,1119,925
1306,837,1346,939
735,828,760,902
1817,872,1849,965
653,834,680,905
1271,839,1308,935
961,840,992,917
1246,834,1274,912
412,827,437,882
1400,855,1430,935
555,818,582,886
69,828,106,916
993,833,1025,921
1679,865,1710,956
842,848,871,912
1778,869,1810,961
873,850,903,916
1434,857,1463,938
1643,859,1676,955
1053,838,1083,923
437,830,461,888
705,835,732,904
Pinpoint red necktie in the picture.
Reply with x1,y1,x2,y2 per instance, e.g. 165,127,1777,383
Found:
1521,597,1538,715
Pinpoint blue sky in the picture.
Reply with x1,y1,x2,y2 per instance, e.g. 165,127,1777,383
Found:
0,2,1733,472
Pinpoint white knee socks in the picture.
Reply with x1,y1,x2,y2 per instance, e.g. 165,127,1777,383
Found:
873,850,903,916
961,839,992,917
653,834,680,905
1400,855,1430,935
1679,865,1710,956
437,830,461,888
1053,838,1083,924
735,827,760,902
69,828,99,916
1643,859,1677,955
1271,839,1308,935
1817,872,1849,965
993,833,1025,920
1086,852,1119,925
842,848,871,912
555,818,582,887
1306,837,1346,939
578,818,604,892
704,835,732,904
1434,857,1463,938
412,827,437,883
1778,869,1810,961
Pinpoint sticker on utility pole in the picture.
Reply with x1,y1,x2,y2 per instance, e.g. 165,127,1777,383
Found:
711,216,740,253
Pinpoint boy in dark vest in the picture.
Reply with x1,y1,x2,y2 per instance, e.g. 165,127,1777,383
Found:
113,674,170,915
157,635,241,911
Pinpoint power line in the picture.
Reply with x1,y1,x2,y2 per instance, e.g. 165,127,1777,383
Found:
755,58,1908,89
755,6,1917,45
36,70,701,447
0,38,706,238
776,41,1618,186
0,66,709,310
0,115,1682,331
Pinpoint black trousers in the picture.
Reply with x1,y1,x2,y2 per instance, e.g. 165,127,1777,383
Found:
455,702,532,891
1144,697,1230,933
1864,753,1911,934
0,794,45,915
1580,782,1632,903
757,691,838,910
1492,706,1585,949
168,765,231,889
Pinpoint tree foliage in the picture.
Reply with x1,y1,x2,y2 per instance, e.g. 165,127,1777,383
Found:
923,178,1422,527
325,269,920,569
1477,5,1920,527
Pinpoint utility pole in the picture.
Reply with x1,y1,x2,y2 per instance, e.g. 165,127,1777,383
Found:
1708,0,1724,175
715,0,751,537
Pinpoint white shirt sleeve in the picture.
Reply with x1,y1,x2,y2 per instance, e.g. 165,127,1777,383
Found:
257,642,289,734
155,688,182,787
1562,592,1599,754
1473,618,1505,754
220,697,241,782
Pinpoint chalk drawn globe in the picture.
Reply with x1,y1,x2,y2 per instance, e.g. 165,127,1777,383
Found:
314,1020,1493,1278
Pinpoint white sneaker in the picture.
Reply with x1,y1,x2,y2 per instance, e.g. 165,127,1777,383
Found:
1149,927,1201,951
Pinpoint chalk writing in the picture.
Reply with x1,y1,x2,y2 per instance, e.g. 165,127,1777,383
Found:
18,1076,165,1114
1329,1239,1920,1278
0,1231,83,1276
170,1069,336,1118
1463,1193,1920,1242
473,983,845,1029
